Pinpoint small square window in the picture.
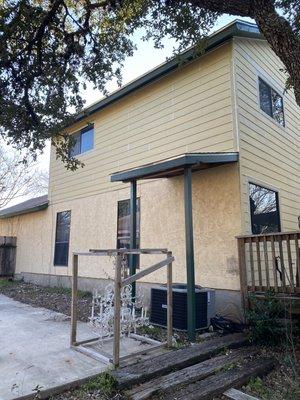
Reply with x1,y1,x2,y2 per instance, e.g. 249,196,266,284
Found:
249,183,281,234
70,124,94,156
258,78,285,126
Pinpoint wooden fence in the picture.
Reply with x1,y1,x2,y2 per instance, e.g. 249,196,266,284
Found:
0,236,17,277
237,231,300,308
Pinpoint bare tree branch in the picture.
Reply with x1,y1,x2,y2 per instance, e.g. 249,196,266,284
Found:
0,144,48,209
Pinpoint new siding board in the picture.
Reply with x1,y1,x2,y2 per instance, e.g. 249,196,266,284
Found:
49,43,235,204
234,38,300,233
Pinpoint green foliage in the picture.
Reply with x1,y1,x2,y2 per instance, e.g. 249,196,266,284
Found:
138,324,164,337
221,361,238,372
246,291,284,345
0,278,16,288
245,377,270,398
82,372,117,395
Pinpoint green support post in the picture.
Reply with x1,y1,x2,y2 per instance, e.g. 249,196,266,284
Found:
129,179,137,299
184,167,196,341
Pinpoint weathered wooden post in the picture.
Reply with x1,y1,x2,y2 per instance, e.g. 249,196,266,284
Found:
70,254,78,346
167,251,173,348
113,253,122,367
237,238,248,316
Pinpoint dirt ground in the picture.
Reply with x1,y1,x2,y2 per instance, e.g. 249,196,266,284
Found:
0,279,299,400
0,279,92,321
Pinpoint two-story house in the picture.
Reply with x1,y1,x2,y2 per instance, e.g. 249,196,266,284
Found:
1,20,299,320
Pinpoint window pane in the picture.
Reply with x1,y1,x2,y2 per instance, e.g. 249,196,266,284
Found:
56,211,71,242
259,78,272,117
117,199,140,244
249,183,280,234
271,90,285,126
70,132,81,157
54,243,69,266
117,199,140,268
54,211,71,266
81,126,94,153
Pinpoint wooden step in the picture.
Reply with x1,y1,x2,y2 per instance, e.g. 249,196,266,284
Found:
113,333,248,388
127,348,256,400
163,357,275,400
224,388,261,400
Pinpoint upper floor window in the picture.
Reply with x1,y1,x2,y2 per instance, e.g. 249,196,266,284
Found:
54,210,71,266
70,124,94,156
258,78,285,126
249,183,281,234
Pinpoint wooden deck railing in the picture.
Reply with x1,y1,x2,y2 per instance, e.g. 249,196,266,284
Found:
237,231,300,307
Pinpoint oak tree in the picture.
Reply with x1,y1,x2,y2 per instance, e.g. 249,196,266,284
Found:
0,1,299,168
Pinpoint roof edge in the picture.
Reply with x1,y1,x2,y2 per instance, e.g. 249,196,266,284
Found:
0,202,48,219
0,195,49,219
74,20,262,124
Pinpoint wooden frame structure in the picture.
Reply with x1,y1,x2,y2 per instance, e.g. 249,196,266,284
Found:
70,248,174,367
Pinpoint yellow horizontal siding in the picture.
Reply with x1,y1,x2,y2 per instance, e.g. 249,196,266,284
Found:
234,38,300,233
49,43,235,204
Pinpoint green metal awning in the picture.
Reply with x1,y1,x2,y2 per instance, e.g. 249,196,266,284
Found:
110,152,239,182
110,151,239,340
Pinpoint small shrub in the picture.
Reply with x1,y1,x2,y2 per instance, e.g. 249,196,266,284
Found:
82,372,117,395
244,377,269,398
246,290,284,346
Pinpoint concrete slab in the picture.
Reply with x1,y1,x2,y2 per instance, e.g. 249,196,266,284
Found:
0,295,106,400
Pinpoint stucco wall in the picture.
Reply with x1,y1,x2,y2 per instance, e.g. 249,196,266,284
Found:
0,163,242,291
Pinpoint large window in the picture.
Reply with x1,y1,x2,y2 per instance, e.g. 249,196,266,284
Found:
117,199,140,249
70,124,94,156
258,78,285,126
54,211,71,266
249,183,281,234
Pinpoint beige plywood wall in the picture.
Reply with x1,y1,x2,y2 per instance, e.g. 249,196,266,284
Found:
0,163,242,291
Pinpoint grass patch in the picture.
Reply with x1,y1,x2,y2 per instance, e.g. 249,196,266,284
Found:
221,361,238,372
245,377,270,398
82,372,117,395
137,324,163,337
43,286,91,299
0,278,16,288
244,374,300,400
